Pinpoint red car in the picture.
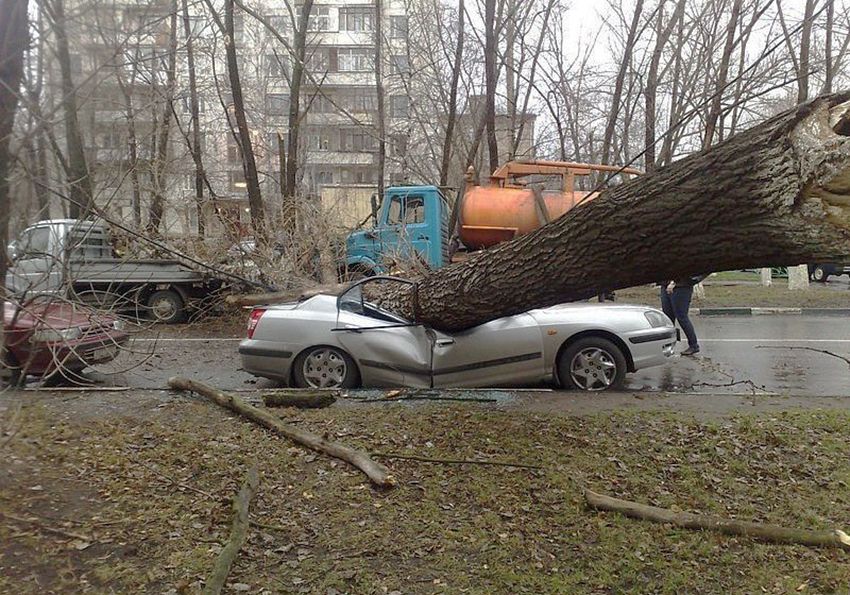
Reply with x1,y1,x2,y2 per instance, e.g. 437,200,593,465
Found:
2,298,129,386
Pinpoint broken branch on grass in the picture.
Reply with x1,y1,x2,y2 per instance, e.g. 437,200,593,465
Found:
261,390,337,409
585,489,850,550
370,452,543,469
203,466,259,595
754,345,850,368
1,511,94,542
168,376,396,488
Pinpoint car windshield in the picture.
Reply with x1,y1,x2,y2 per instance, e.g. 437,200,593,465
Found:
337,277,413,325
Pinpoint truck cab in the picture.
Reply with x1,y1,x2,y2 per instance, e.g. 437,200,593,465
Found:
344,185,451,277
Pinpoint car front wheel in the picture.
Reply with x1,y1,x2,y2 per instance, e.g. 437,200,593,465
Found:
811,265,829,283
558,337,627,392
293,346,359,389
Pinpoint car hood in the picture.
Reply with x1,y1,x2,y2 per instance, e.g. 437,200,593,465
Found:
4,300,113,330
527,301,670,330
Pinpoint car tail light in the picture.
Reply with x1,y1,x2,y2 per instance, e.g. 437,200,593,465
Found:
247,308,265,338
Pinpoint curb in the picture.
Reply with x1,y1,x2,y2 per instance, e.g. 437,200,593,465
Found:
693,307,850,316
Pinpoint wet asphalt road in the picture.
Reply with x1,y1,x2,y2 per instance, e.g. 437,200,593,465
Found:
628,314,850,396
86,314,850,398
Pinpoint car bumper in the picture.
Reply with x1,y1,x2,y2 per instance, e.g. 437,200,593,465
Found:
18,331,130,376
239,338,297,382
625,327,678,370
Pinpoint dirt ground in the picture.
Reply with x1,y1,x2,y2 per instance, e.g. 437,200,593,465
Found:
2,388,849,594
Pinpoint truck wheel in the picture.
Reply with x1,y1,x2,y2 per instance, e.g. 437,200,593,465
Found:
147,290,185,324
558,337,627,392
811,265,829,283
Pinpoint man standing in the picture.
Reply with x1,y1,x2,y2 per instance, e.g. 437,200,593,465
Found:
661,274,709,356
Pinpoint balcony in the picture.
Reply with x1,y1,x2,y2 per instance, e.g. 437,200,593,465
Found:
304,150,375,166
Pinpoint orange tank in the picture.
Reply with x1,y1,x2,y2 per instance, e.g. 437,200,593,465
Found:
458,160,639,249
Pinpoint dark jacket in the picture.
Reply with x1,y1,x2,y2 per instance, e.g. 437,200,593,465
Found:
672,274,709,287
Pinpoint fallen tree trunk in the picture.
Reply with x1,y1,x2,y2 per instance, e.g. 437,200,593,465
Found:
225,283,344,307
168,377,395,488
203,466,258,595
381,93,850,331
261,390,337,408
585,489,850,550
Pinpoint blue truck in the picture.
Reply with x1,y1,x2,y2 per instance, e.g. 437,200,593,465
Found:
344,185,453,277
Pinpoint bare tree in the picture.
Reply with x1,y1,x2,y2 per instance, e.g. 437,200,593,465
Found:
439,0,465,186
375,0,386,195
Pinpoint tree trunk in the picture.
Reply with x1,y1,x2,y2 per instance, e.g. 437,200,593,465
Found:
483,0,500,172
182,0,205,237
703,0,742,148
438,0,464,187
601,0,643,168
48,0,94,219
379,93,850,332
147,1,179,235
225,0,266,240
374,0,386,195
284,0,313,217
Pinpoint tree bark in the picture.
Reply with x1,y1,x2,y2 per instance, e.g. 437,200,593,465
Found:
224,0,266,240
168,377,396,488
262,390,337,408
483,0,500,172
203,466,258,595
0,0,28,303
284,0,313,213
48,0,95,219
438,0,464,187
585,489,850,549
703,0,742,148
374,0,386,195
379,93,850,332
182,0,206,237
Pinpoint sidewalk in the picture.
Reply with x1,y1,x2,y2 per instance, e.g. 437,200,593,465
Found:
694,306,850,315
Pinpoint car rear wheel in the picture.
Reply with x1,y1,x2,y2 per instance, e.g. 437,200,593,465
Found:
293,346,359,389
0,352,21,388
558,337,627,392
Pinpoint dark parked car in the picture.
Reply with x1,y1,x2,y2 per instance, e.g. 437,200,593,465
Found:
2,298,129,386
808,263,850,282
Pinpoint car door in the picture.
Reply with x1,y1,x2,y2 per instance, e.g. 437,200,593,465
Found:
380,192,431,266
334,279,433,388
430,312,546,388
7,226,62,295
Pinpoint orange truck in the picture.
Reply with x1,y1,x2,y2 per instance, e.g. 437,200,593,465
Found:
344,160,640,275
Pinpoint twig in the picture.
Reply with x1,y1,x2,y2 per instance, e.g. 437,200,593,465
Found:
169,376,396,488
135,460,214,498
249,519,289,532
203,466,259,595
754,345,850,368
370,452,543,469
1,511,94,542
24,386,132,392
585,489,850,550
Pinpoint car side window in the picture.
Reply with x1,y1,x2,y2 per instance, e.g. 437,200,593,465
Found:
404,196,425,224
386,196,403,225
19,228,50,259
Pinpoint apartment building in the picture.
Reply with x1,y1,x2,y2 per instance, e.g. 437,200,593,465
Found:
53,0,410,237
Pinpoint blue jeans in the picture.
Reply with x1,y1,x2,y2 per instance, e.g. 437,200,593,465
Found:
660,285,698,349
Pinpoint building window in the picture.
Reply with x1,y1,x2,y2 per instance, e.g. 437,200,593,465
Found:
338,48,373,72
314,170,334,185
340,128,376,152
390,95,409,118
266,54,288,77
266,14,288,33
345,89,377,113
265,93,289,116
229,170,247,192
389,16,408,38
227,138,243,163
339,7,374,32
295,5,330,31
390,134,408,157
306,129,332,150
305,48,329,73
69,53,83,75
308,93,335,113
391,54,409,74
232,14,245,43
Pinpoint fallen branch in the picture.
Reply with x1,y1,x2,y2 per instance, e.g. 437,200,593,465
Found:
754,345,850,368
261,390,337,408
585,489,850,550
203,466,259,595
371,452,542,469
168,376,396,488
1,510,94,542
225,283,345,307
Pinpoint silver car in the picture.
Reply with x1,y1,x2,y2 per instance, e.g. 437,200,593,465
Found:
239,277,677,392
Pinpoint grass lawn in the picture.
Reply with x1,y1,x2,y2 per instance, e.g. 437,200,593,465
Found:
2,401,849,594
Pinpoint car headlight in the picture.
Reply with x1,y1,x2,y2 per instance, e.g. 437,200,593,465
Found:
644,310,670,328
112,319,126,331
32,327,83,342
